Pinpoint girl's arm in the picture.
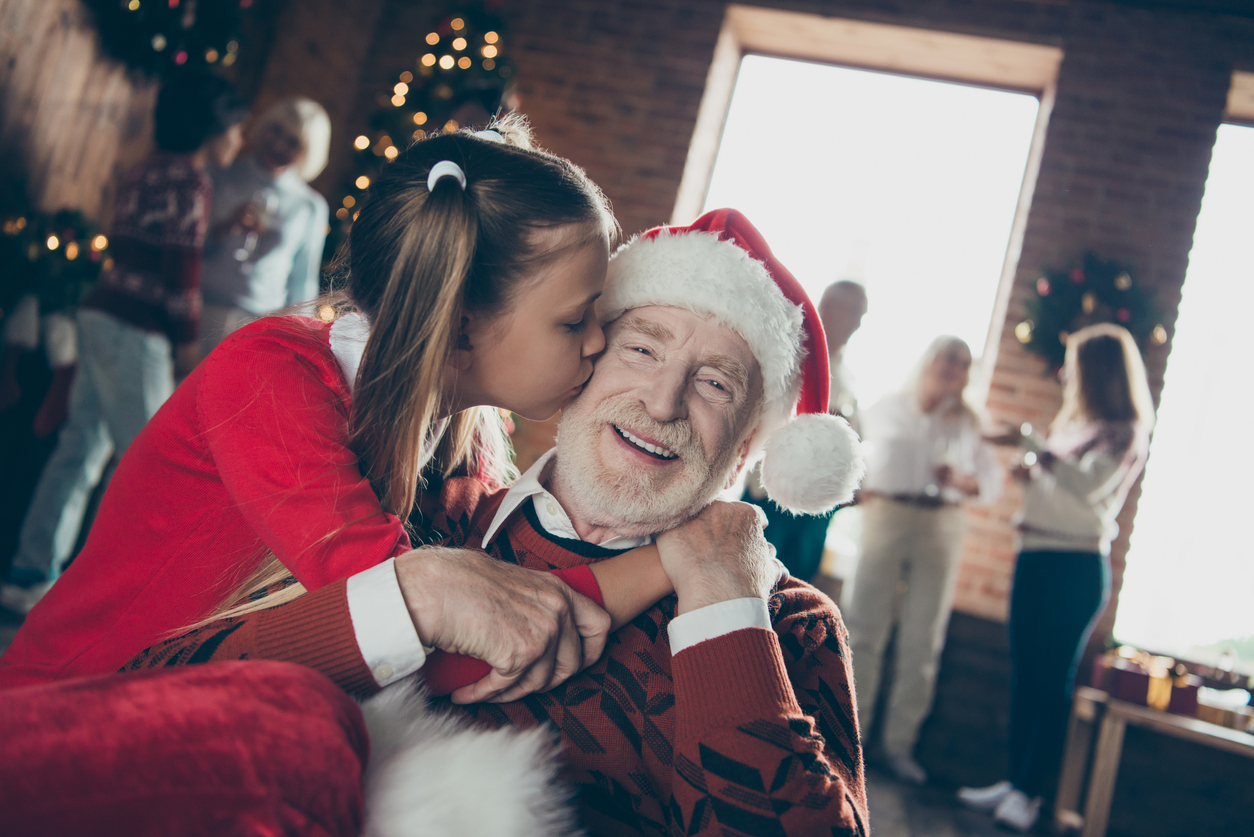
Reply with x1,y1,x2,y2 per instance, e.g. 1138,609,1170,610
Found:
587,544,673,631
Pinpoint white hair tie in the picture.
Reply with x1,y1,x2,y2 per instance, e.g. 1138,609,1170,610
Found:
473,129,505,144
427,160,467,192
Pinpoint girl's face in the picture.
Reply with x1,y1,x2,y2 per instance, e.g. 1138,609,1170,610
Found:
453,226,609,420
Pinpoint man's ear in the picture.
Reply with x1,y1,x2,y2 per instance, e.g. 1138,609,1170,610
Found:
722,433,758,491
448,314,475,372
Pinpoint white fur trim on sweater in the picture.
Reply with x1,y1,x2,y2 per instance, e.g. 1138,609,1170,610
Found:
760,412,865,515
602,229,805,416
359,680,581,837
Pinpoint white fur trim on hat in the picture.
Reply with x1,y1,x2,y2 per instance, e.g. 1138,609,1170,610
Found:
602,229,805,416
760,412,865,515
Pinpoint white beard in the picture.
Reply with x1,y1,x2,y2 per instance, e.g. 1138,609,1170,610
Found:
359,679,580,837
551,395,739,537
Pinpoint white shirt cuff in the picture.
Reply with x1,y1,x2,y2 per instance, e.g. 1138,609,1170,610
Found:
42,313,77,368
345,558,429,687
667,597,772,655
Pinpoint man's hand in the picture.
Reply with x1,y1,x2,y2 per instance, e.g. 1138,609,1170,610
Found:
655,500,778,616
394,547,611,705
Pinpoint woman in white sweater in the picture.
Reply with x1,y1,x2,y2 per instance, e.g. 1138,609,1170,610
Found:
959,323,1155,831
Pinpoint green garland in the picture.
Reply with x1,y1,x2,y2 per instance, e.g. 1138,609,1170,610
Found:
1015,252,1166,371
1,184,109,317
326,0,515,256
82,0,255,78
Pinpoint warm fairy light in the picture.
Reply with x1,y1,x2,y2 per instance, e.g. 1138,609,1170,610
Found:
384,146,398,160
342,195,356,208
426,32,440,45
482,58,495,70
102,257,114,270
355,175,370,189
92,234,108,250
452,37,467,51
127,0,139,10
352,210,359,221
205,48,219,63
222,52,236,66
412,129,426,141
1014,321,1033,343
65,241,79,260
46,234,59,250
318,304,336,322
335,207,349,220
421,53,436,67
227,40,239,52
399,71,413,83
482,45,498,58
1152,324,1168,345
393,82,408,95
484,31,499,44
443,119,459,132
354,135,370,150
15,217,26,230
439,55,455,70
451,17,465,30
457,56,471,69
412,111,427,125
391,94,405,107
151,34,167,51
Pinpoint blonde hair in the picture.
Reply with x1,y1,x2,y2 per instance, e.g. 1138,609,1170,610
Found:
252,97,332,182
1052,323,1155,433
195,115,617,625
911,335,981,425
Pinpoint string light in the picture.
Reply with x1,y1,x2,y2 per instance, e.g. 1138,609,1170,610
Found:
335,207,349,221
394,82,408,95
205,48,219,62
342,195,356,208
384,146,398,160
457,56,471,69
46,234,59,250
443,119,459,132
412,112,427,125
318,304,336,322
412,129,426,141
222,52,236,66
391,94,405,106
451,17,465,30
482,45,497,58
483,58,495,70
354,135,370,150
65,242,79,260
426,32,439,45
421,53,436,67
439,55,454,70
355,175,370,189
92,234,108,250
484,31,499,43
452,37,467,51
151,34,167,51
127,0,139,10
399,71,413,83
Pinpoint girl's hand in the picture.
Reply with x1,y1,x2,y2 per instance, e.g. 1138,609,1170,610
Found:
394,547,611,704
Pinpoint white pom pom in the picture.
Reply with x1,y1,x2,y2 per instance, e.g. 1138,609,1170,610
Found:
760,412,865,515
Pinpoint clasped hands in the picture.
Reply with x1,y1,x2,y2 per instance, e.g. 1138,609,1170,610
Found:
393,500,777,705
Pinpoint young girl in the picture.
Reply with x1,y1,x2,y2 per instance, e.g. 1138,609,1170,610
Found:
959,323,1154,831
0,119,665,690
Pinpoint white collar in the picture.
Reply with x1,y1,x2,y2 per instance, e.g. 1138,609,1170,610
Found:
329,312,370,393
480,448,653,551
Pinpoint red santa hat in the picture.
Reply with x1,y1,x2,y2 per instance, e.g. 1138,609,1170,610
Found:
600,208,864,514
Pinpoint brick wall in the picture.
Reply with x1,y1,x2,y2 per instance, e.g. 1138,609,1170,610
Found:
252,0,1254,639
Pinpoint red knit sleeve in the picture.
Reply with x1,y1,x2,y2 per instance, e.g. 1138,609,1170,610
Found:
120,581,379,698
667,585,869,836
422,565,605,695
196,322,411,590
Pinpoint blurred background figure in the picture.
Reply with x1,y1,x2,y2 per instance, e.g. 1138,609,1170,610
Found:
742,279,867,581
199,97,331,356
845,335,1003,785
0,72,247,615
959,323,1154,832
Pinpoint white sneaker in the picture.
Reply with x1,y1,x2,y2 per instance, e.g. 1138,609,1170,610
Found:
957,780,1014,812
994,789,1041,833
0,581,53,614
884,753,928,785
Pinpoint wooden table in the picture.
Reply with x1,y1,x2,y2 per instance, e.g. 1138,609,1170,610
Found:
1054,686,1254,836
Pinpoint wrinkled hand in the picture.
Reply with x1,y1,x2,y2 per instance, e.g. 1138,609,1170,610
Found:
655,500,778,616
395,547,611,705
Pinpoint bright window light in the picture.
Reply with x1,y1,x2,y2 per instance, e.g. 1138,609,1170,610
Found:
1114,124,1254,673
703,55,1040,406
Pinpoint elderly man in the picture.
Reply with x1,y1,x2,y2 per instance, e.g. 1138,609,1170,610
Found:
129,210,868,836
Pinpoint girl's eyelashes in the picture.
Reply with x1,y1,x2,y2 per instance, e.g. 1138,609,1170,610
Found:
563,320,587,333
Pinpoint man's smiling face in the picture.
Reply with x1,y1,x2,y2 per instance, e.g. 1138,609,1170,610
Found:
551,305,763,538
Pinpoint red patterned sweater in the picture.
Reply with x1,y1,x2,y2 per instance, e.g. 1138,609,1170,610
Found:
126,477,869,836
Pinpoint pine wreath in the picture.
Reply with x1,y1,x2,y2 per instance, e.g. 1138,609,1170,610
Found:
1,184,109,317
82,0,255,78
1015,252,1166,371
326,0,515,255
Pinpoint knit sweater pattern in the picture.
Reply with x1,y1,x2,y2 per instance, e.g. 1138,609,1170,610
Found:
126,476,869,836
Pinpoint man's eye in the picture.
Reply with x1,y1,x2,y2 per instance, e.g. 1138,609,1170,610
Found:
705,379,726,392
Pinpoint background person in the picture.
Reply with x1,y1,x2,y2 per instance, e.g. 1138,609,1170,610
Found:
742,279,867,580
199,96,332,356
844,335,1003,785
0,71,247,614
958,323,1154,832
